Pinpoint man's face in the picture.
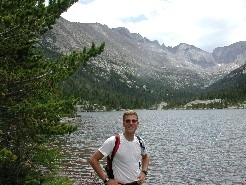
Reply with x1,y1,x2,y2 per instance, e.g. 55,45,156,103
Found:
123,114,139,134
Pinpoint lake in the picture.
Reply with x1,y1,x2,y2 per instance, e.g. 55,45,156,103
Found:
51,109,246,185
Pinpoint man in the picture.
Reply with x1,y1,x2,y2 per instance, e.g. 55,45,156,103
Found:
89,110,150,185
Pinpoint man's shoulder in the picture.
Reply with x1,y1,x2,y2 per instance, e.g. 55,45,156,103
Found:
106,133,121,144
104,135,119,144
135,134,144,140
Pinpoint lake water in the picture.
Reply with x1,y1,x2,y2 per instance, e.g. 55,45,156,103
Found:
51,109,246,185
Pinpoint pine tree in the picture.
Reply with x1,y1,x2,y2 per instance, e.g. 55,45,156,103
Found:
0,1,104,184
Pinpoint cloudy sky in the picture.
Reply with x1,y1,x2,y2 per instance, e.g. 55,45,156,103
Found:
61,0,246,52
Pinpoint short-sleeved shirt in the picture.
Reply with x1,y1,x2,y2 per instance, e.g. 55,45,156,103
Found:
99,133,147,184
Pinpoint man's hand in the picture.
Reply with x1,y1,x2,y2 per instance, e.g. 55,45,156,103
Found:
137,171,146,184
106,179,121,185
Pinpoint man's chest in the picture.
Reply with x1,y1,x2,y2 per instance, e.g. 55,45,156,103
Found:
114,141,141,163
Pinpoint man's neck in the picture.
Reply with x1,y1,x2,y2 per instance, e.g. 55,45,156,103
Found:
123,132,134,141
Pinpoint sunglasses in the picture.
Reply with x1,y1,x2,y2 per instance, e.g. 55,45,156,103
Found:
125,119,138,124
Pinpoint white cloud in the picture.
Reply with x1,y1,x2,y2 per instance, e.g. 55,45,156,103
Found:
61,0,246,52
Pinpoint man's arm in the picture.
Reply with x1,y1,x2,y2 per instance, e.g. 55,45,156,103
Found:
141,153,150,172
137,153,150,184
88,150,107,181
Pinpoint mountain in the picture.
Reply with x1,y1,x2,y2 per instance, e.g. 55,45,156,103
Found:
40,17,246,109
202,63,246,102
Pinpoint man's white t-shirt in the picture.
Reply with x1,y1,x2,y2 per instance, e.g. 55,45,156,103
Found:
99,133,147,184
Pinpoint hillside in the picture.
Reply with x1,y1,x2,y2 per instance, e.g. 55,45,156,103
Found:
40,17,246,110
202,63,246,103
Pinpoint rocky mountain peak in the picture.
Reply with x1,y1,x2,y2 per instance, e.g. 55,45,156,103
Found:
42,18,246,92
212,41,246,65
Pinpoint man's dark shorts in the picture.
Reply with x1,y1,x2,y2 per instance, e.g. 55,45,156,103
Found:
121,181,139,185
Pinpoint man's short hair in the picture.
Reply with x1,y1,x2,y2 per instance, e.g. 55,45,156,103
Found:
123,110,138,120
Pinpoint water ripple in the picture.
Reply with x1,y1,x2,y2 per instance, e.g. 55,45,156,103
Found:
51,109,246,185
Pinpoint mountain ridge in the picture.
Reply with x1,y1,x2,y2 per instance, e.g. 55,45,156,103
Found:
41,17,246,109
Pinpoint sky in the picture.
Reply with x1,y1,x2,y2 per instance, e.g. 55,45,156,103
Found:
61,0,246,53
